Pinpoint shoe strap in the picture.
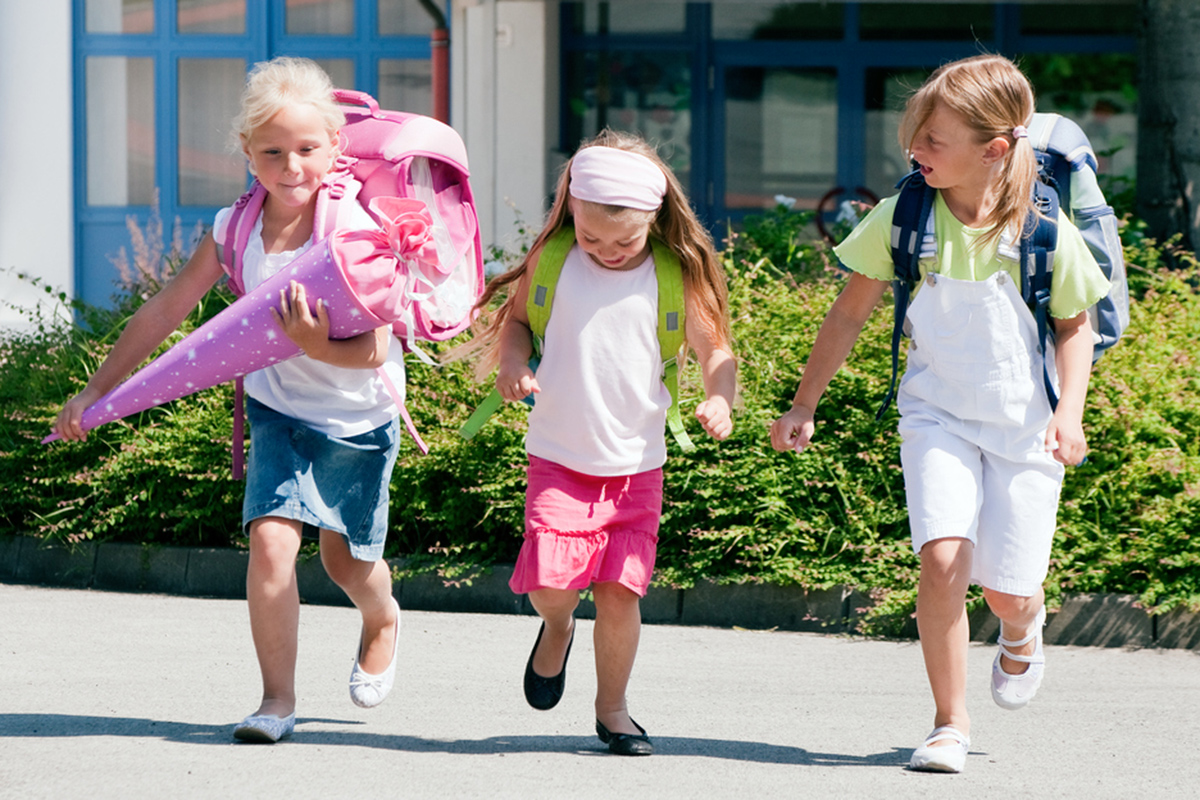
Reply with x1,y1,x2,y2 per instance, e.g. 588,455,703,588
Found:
997,642,1046,664
997,607,1046,648
925,725,969,748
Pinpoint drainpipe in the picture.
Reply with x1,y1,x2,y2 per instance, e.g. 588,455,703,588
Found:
418,0,449,123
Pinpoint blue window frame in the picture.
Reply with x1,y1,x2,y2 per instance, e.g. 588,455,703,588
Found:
73,0,440,307
561,2,1137,232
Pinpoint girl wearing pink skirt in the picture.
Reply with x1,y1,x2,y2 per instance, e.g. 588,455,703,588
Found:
463,130,736,755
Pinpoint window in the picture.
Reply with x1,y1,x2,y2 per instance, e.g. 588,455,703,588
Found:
563,2,1136,229
74,0,436,307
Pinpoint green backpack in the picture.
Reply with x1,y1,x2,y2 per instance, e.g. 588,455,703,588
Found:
459,226,694,452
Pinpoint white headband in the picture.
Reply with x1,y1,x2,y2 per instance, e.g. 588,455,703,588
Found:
568,147,667,211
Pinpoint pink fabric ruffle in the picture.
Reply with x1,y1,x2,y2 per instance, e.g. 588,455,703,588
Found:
509,455,663,597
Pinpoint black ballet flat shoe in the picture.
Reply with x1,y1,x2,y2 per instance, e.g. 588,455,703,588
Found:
522,621,574,710
595,718,654,756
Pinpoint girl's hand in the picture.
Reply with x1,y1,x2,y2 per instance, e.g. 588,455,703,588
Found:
496,359,540,402
272,281,330,354
1046,410,1087,466
54,388,103,442
696,395,733,440
770,404,815,453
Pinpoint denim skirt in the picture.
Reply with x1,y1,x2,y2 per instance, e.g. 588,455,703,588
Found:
242,397,399,562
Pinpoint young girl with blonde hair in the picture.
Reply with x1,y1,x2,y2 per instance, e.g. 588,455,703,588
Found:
56,57,404,743
770,55,1111,772
466,129,736,755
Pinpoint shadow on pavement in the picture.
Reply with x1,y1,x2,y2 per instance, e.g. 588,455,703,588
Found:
0,713,908,766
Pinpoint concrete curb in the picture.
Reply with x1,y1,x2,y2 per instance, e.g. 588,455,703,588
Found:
2,536,1197,649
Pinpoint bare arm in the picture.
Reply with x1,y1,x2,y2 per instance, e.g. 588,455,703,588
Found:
495,256,540,402
685,293,737,440
769,271,888,452
54,232,226,440
1046,310,1092,465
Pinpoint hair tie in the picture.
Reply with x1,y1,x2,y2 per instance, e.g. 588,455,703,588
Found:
1012,125,1028,140
569,147,667,211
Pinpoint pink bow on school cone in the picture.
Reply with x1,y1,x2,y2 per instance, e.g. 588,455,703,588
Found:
44,198,439,443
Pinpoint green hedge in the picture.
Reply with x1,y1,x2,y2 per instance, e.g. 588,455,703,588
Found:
3,208,1199,630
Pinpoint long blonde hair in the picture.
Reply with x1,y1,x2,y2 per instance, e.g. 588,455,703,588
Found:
458,129,731,380
899,54,1038,249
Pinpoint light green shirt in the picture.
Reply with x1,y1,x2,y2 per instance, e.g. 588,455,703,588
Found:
834,192,1111,319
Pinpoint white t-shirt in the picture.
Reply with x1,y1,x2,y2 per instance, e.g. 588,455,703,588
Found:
525,243,671,476
213,203,406,438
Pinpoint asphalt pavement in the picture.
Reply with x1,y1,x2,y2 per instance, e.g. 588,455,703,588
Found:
1,583,1197,799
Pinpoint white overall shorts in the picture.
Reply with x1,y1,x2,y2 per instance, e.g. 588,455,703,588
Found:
897,270,1065,597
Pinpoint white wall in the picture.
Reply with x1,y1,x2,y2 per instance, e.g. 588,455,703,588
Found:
452,0,555,256
0,3,74,332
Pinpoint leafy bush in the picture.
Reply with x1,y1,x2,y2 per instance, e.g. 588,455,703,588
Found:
3,208,1200,631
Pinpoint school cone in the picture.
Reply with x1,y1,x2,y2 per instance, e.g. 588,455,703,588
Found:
44,198,439,443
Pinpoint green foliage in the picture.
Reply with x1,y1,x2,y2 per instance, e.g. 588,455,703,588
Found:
0,263,241,548
4,208,1200,632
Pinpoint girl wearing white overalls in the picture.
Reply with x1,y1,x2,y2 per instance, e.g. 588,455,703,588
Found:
770,55,1111,774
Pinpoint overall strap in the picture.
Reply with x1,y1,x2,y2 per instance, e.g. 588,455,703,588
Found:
879,171,936,420
1022,182,1061,412
650,237,694,452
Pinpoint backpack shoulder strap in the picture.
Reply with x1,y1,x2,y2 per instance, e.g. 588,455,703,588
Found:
313,165,363,241
890,170,936,285
1022,181,1061,412
649,237,694,452
877,171,936,420
214,181,266,479
215,181,267,297
526,227,577,350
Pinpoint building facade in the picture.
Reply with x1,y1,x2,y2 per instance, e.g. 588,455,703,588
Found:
0,1,1137,325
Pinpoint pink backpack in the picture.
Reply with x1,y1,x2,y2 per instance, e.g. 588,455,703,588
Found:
214,89,484,476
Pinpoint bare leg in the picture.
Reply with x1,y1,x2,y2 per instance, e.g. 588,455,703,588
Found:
916,538,974,744
246,517,303,718
592,581,643,735
526,588,579,677
319,529,398,675
983,586,1045,674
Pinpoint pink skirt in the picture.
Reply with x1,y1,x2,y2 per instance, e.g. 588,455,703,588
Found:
509,454,663,597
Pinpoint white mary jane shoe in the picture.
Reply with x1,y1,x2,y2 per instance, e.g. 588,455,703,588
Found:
233,712,296,743
349,596,401,708
908,725,970,773
991,605,1047,710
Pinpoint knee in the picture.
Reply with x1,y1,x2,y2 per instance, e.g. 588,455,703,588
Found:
983,587,1041,620
919,538,973,584
529,588,580,619
319,535,370,588
249,518,302,567
592,582,640,614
